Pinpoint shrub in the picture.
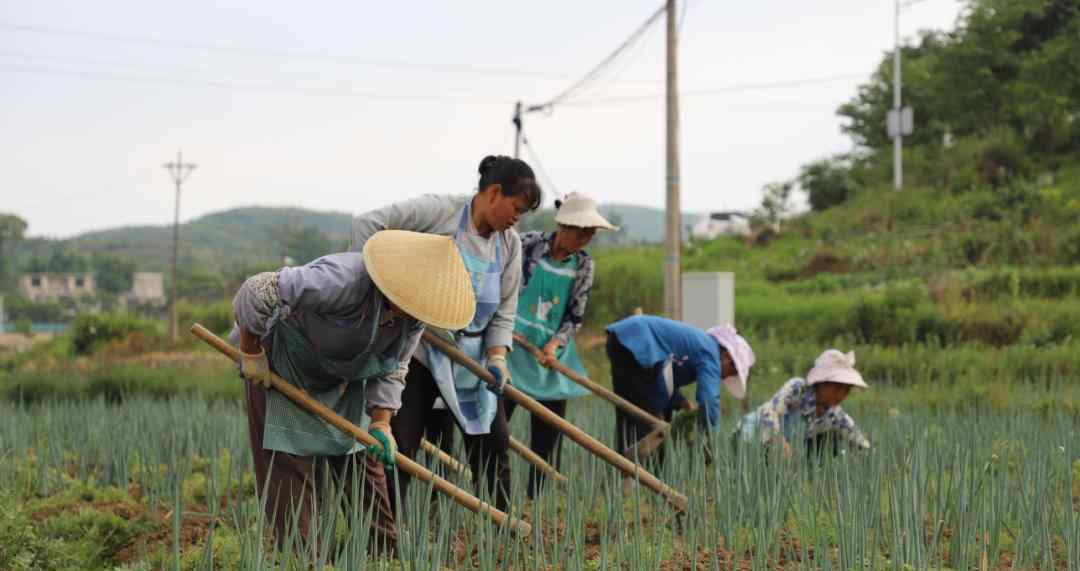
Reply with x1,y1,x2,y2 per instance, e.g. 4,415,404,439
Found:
176,299,233,336
70,313,159,355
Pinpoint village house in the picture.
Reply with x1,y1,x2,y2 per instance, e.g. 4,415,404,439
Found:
18,272,97,302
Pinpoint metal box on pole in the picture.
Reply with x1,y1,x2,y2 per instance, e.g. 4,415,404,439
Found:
681,272,734,330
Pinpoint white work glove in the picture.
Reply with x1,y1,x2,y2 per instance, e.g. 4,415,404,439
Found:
486,354,511,395
240,349,272,389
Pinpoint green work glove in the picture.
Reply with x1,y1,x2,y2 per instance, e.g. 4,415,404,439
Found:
367,420,397,469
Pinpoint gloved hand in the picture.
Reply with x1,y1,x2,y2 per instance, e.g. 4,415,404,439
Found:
486,354,511,395
367,420,397,469
240,349,272,389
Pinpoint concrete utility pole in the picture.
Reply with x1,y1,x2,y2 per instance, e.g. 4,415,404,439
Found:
893,0,903,192
663,0,683,320
163,151,196,342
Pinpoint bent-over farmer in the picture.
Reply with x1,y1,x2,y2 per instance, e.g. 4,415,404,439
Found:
506,192,617,496
736,349,870,457
604,315,756,464
232,230,475,553
350,155,542,513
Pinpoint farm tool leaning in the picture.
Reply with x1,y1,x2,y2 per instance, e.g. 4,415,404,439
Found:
422,330,688,512
512,333,671,460
189,323,532,537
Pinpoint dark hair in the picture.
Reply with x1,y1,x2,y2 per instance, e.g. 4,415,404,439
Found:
477,155,542,212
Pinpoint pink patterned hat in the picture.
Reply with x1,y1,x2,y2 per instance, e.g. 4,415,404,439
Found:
706,324,755,400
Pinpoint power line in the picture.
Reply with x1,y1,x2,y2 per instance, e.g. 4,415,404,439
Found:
532,3,668,110
520,132,560,198
560,73,868,106
0,20,637,82
1,64,515,104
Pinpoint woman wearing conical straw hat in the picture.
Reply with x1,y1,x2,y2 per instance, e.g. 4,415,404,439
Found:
505,192,617,497
350,155,542,514
232,230,475,554
735,349,871,457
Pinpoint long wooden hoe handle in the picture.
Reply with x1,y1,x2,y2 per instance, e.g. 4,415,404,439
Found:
508,436,568,485
512,333,670,431
422,437,566,485
419,438,472,481
190,324,532,537
423,331,688,512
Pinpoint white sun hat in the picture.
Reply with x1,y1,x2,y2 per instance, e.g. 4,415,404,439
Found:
363,230,476,330
554,192,619,230
705,324,755,400
806,349,869,389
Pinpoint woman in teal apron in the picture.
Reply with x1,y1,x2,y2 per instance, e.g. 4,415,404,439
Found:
506,192,618,496
348,155,542,514
233,230,475,553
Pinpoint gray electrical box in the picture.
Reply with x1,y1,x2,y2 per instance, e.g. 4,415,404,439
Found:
682,272,735,330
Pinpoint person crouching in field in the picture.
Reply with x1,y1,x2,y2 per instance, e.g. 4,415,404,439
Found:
604,315,756,464
735,349,870,458
232,231,475,555
506,192,618,497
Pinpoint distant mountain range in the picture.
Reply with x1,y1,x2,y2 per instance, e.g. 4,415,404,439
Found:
18,203,703,274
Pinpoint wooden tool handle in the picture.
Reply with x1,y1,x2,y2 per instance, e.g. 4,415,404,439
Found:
190,324,531,536
419,439,472,481
422,330,688,512
508,436,567,484
512,333,670,431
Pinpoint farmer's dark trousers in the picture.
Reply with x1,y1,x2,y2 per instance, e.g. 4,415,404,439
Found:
607,333,673,467
505,398,568,498
389,359,511,514
244,380,397,555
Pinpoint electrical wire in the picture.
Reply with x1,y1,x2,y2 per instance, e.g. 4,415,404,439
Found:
520,132,561,198
560,73,868,106
0,20,593,81
1,64,514,104
532,3,667,110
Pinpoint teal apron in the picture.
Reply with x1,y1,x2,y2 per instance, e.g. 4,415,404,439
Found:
508,255,590,400
423,206,504,435
262,293,406,457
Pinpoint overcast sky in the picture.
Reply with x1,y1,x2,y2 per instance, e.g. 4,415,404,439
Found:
2,0,964,238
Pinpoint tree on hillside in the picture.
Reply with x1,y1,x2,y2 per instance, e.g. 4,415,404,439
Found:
799,157,857,211
755,181,796,233
91,253,136,295
285,226,331,266
0,213,28,290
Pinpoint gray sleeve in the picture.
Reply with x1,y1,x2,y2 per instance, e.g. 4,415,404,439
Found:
350,194,458,252
366,323,424,412
232,272,281,339
277,253,370,315
485,229,523,350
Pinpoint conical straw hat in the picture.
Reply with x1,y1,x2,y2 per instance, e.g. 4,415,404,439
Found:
363,230,476,330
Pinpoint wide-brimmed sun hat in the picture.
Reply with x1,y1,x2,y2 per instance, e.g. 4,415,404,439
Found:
705,324,756,400
806,349,869,389
554,192,619,230
363,230,476,330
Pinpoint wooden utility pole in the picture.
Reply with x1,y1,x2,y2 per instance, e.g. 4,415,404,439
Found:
163,151,196,342
663,0,682,320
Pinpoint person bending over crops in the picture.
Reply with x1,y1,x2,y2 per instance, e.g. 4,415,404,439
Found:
350,155,542,514
735,349,870,457
604,315,756,464
506,192,618,497
232,231,475,554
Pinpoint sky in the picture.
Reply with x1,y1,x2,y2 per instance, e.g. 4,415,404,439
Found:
1,0,965,239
